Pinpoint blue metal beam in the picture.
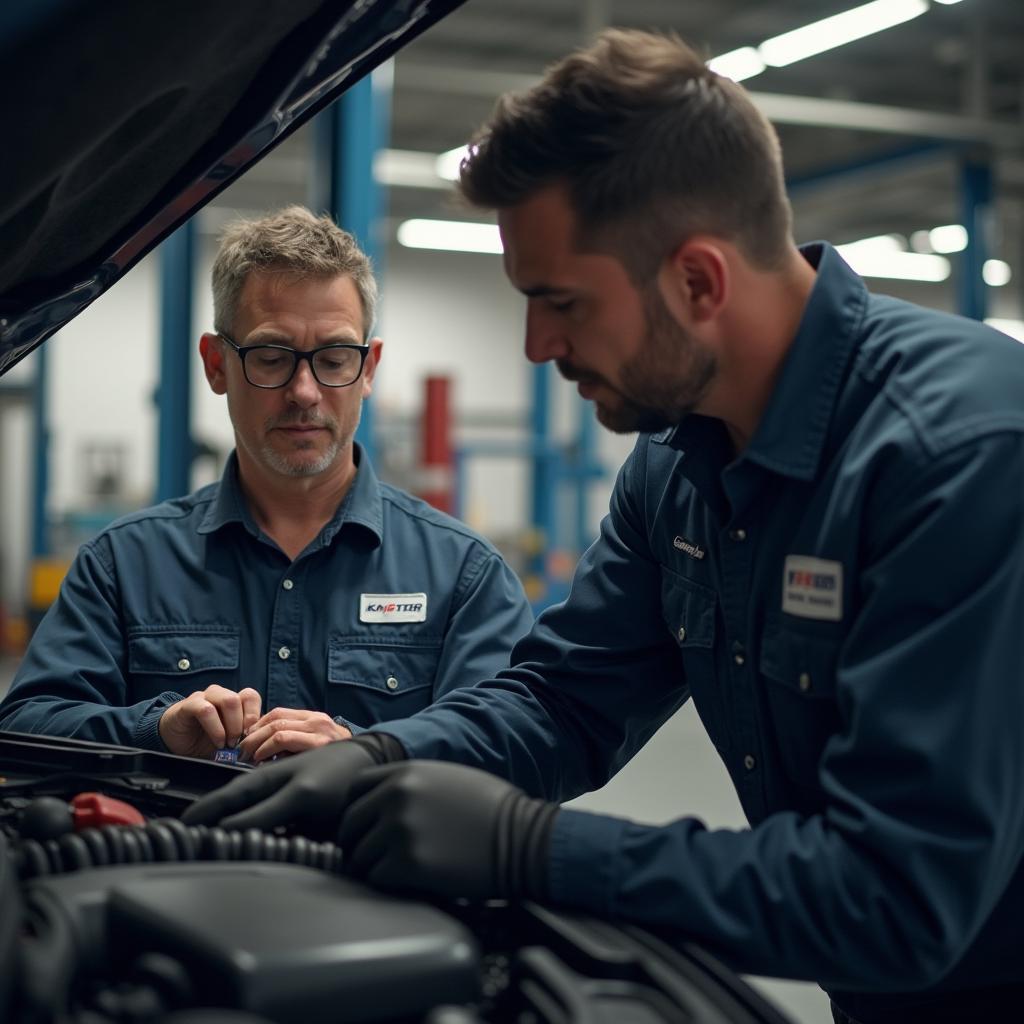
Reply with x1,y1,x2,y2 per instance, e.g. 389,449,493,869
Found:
31,343,50,558
786,140,950,196
155,219,195,502
957,159,993,322
309,69,391,461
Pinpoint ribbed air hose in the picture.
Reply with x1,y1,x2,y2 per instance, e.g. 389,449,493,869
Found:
14,818,344,879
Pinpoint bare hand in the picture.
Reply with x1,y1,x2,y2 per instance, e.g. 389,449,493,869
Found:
239,707,352,763
158,685,262,760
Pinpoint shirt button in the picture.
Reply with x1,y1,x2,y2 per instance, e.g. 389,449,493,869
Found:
799,671,812,692
282,579,294,591
743,754,757,771
278,646,291,660
386,675,399,690
677,626,687,642
732,641,746,666
177,658,190,671
729,528,747,542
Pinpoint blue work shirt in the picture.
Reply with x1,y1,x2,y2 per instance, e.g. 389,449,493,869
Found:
372,244,1024,1014
0,445,533,750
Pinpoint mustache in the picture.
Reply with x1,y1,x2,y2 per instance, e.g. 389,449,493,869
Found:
556,360,603,387
266,412,336,431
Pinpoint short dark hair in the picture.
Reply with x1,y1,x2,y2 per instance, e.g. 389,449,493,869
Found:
212,206,377,337
459,29,793,281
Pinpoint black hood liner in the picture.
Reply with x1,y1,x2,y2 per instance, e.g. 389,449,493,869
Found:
0,0,465,374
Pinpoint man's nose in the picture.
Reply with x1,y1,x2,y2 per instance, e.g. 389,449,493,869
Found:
285,359,322,406
524,306,569,365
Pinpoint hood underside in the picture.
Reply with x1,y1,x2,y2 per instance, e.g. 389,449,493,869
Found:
0,0,465,375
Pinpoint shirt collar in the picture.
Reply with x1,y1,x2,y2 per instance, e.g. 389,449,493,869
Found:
656,242,868,482
198,443,384,547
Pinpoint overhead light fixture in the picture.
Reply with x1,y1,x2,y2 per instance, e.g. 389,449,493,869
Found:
836,234,951,282
928,224,968,253
397,219,503,254
985,319,1024,342
707,47,766,82
435,145,469,182
983,260,1012,287
932,0,967,5
758,0,928,67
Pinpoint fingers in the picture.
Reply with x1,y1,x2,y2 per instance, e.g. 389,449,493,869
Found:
239,688,262,735
219,782,310,832
181,764,290,825
240,709,346,763
250,730,330,763
201,685,247,747
337,765,403,852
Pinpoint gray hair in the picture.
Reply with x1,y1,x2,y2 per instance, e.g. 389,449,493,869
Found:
211,205,378,336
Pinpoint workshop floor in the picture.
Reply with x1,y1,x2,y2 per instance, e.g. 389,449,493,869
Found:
0,655,831,1023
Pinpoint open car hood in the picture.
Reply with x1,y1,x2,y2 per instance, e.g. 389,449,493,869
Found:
0,0,465,376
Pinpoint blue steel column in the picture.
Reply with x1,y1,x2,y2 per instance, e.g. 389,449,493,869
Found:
155,219,195,502
530,362,556,588
31,344,50,558
309,69,391,461
573,393,596,554
958,159,992,322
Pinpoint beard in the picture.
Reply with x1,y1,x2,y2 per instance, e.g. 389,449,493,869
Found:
258,409,350,477
559,286,717,434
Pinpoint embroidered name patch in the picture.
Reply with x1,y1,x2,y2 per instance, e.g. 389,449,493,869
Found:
673,535,706,560
360,593,427,623
782,556,843,621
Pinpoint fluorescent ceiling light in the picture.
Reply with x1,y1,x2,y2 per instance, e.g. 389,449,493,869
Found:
759,0,928,67
707,47,766,82
435,145,469,182
985,319,1024,342
397,219,503,254
932,0,966,5
375,149,453,190
837,234,950,281
928,224,968,253
983,260,1012,287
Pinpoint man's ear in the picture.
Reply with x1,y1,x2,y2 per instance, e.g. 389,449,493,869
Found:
360,338,384,398
199,333,228,394
658,238,729,326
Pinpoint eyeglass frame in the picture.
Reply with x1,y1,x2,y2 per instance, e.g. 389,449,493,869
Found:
216,331,371,389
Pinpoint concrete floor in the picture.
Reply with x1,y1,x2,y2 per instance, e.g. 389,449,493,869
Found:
0,655,831,1023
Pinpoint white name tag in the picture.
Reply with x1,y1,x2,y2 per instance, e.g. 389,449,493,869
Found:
782,556,843,621
359,592,427,623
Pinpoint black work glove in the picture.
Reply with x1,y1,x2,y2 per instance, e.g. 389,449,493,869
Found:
181,733,405,836
338,760,559,902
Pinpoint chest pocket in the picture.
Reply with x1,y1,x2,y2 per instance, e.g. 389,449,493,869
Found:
660,568,716,651
327,638,442,727
127,628,240,701
759,623,842,793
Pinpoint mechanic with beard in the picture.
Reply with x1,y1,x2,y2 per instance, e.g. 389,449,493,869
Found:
185,32,1024,1024
0,206,532,762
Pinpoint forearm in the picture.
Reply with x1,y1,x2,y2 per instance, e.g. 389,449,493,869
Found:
0,687,180,749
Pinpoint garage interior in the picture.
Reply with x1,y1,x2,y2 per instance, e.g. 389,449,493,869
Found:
1,3,1022,1020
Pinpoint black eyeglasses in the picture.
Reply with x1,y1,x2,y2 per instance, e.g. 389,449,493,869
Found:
217,332,369,389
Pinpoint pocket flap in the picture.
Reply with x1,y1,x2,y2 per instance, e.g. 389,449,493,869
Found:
660,570,716,649
128,629,240,676
759,625,838,697
328,638,441,696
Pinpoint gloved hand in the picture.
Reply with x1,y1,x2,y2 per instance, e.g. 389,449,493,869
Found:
181,732,405,836
338,760,559,902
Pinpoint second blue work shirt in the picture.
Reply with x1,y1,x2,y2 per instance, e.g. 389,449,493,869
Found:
0,445,534,750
